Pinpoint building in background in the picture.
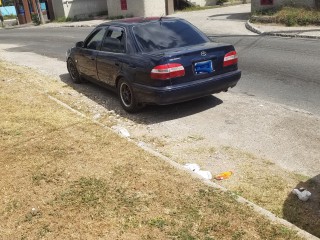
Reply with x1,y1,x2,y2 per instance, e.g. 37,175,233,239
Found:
107,0,174,18
52,0,175,20
3,0,227,25
0,0,55,24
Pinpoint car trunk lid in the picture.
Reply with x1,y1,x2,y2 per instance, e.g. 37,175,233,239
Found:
147,42,237,85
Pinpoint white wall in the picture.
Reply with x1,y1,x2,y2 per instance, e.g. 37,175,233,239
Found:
53,0,108,19
144,0,166,16
107,0,167,17
63,0,108,19
51,1,65,19
107,0,145,17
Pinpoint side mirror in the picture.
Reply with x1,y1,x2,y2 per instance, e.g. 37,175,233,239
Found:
76,41,84,48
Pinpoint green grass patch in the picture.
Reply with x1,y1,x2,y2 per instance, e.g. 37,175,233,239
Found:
252,7,320,26
180,5,218,12
55,16,72,22
3,14,16,20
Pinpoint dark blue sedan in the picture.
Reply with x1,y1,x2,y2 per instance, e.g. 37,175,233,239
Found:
66,17,241,112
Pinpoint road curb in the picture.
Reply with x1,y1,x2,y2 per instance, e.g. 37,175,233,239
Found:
245,20,320,40
245,20,264,34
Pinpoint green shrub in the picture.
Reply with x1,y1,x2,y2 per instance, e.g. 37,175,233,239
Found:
217,0,228,5
284,14,296,26
107,15,124,20
56,17,72,22
31,13,40,26
96,11,108,17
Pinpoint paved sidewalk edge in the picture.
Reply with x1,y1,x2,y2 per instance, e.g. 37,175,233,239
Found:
246,20,320,40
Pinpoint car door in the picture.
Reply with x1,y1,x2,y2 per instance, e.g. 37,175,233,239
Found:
96,26,127,87
76,27,107,80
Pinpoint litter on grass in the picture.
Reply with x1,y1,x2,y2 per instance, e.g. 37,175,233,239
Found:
184,163,212,180
214,171,233,180
112,126,130,138
292,188,312,202
184,163,200,172
196,170,212,180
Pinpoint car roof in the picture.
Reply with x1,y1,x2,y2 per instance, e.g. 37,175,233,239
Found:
98,17,180,27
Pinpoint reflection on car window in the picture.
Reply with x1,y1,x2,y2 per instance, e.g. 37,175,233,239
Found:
133,20,209,53
86,28,107,50
101,27,126,53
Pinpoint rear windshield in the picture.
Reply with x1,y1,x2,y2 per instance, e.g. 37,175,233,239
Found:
132,20,209,53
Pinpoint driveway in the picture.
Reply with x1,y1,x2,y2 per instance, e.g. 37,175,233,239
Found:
173,4,256,36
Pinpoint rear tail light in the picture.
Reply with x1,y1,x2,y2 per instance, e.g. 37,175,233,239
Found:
151,63,185,80
223,51,238,67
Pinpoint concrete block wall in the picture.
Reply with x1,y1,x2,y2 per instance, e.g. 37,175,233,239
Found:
107,0,166,17
144,0,166,16
252,0,315,11
107,0,145,17
64,0,108,18
52,0,108,19
51,1,65,19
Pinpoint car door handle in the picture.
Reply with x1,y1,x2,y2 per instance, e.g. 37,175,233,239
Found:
115,62,120,66
90,57,95,61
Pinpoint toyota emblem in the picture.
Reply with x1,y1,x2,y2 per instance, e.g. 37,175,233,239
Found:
201,51,207,56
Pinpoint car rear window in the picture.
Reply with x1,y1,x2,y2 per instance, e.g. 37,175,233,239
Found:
132,20,209,53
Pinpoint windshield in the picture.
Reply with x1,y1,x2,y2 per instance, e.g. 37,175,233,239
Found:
133,20,209,53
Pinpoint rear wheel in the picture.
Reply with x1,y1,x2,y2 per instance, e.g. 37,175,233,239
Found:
118,78,142,113
67,58,82,84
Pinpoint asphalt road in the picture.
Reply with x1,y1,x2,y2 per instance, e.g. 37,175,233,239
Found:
0,27,319,116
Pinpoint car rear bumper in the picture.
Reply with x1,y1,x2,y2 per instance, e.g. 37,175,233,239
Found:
132,70,241,105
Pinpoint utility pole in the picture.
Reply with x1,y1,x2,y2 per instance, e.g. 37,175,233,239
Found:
35,0,45,24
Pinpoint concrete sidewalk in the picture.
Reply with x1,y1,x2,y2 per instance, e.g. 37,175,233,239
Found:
246,21,320,39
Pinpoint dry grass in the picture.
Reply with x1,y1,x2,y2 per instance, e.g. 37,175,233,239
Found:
0,61,303,239
252,7,320,26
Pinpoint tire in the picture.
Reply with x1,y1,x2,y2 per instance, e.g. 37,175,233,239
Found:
67,58,82,84
118,78,142,113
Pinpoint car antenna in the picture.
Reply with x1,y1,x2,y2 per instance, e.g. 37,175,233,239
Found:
159,14,165,25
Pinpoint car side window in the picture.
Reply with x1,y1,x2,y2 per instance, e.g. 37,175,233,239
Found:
101,27,126,53
85,28,107,50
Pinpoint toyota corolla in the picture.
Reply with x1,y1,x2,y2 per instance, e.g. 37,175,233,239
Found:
66,17,241,112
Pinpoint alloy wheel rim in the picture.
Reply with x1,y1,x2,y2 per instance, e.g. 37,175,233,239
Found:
120,83,132,107
69,61,77,80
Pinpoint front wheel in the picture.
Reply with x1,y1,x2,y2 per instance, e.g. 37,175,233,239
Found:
118,78,143,113
67,58,82,84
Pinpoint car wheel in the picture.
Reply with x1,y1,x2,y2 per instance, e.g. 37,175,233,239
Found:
118,78,142,113
67,58,82,84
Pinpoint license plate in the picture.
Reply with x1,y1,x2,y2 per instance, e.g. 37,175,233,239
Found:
194,60,213,75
